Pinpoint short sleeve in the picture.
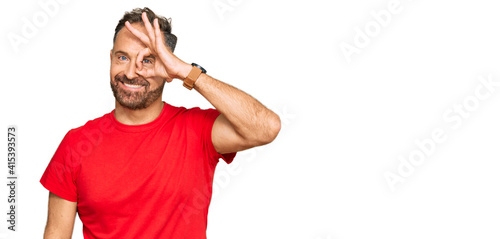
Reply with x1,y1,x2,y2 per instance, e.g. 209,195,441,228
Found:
188,108,236,165
40,131,80,202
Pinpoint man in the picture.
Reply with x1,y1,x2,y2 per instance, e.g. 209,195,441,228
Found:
40,7,280,239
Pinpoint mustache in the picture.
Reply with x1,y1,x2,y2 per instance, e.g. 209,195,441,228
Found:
115,74,149,87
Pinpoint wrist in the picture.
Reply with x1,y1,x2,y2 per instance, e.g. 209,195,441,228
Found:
182,63,207,90
177,62,192,80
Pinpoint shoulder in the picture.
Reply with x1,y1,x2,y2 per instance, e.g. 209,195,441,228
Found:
63,112,115,143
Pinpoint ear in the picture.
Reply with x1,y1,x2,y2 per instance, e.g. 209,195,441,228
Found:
110,50,113,61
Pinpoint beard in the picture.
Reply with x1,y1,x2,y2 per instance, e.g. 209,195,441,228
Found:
110,74,165,110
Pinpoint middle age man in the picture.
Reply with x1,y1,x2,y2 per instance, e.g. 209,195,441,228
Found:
41,8,281,239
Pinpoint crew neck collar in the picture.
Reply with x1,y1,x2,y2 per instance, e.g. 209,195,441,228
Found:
109,102,171,133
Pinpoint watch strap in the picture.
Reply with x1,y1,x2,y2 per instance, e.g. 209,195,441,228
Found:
183,66,203,90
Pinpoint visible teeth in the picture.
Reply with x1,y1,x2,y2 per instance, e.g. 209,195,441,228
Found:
124,83,143,88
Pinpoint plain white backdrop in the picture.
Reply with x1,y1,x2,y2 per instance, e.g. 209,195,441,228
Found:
1,0,500,238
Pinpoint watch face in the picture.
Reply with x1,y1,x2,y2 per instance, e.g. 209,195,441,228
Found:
191,63,207,74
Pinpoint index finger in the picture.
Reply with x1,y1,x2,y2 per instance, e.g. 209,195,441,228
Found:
124,21,151,47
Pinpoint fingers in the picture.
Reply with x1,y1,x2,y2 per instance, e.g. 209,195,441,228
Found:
124,21,150,46
141,12,156,47
124,12,173,80
125,13,162,55
153,19,166,52
135,47,152,71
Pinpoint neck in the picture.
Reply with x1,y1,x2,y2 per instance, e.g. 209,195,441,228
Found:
114,99,164,125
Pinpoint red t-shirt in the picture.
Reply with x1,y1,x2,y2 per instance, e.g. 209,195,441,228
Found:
40,102,236,239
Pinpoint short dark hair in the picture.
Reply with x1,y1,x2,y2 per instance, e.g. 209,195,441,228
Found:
113,7,177,52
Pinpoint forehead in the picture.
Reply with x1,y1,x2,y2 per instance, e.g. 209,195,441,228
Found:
113,23,147,53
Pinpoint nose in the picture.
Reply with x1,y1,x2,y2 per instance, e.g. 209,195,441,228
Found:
125,61,139,80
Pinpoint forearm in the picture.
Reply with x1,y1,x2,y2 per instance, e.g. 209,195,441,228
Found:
44,227,73,239
194,73,281,144
44,192,76,239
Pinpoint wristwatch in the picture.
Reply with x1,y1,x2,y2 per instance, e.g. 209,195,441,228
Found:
183,63,207,90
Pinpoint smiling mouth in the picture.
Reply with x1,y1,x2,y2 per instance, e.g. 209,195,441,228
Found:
115,74,149,90
123,82,144,88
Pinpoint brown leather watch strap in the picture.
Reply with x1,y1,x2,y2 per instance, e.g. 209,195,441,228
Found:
183,66,203,90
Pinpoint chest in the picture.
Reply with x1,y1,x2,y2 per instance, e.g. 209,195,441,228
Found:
74,130,214,216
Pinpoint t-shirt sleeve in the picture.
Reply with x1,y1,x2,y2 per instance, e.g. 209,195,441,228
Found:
190,108,236,165
40,131,80,202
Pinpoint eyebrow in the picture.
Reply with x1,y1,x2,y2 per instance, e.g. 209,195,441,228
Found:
113,50,129,56
113,50,155,59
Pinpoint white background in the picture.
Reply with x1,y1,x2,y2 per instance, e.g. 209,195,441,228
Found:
1,0,500,238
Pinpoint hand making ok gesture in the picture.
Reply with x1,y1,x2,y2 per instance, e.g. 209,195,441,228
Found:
124,12,190,82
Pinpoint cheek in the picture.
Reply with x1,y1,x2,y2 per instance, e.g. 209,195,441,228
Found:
150,76,166,87
110,65,122,80
110,71,117,82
